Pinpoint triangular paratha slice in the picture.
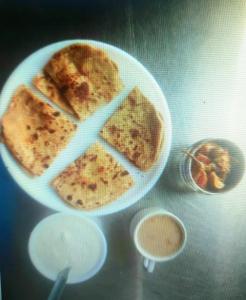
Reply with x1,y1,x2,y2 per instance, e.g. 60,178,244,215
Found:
33,73,77,117
1,85,77,176
100,87,164,171
52,143,134,210
44,44,123,121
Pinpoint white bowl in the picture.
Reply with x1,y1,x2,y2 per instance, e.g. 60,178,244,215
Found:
28,213,107,284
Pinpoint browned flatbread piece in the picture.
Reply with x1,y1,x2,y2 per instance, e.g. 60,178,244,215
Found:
1,85,77,176
69,44,123,101
44,44,123,121
100,87,164,171
52,143,134,210
33,73,77,117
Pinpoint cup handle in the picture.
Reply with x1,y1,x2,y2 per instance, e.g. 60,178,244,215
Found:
144,258,155,272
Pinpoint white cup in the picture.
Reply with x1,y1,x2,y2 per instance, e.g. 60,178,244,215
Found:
130,208,187,272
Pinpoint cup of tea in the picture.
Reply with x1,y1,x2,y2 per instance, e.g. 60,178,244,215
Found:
130,208,187,272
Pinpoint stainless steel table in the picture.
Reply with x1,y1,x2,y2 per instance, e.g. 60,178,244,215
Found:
1,0,246,299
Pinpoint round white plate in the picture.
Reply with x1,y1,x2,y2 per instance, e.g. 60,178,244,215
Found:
0,40,172,216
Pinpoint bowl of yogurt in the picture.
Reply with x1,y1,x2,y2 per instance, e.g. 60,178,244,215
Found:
28,213,107,284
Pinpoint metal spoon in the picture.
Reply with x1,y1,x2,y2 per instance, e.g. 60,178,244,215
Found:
47,267,70,300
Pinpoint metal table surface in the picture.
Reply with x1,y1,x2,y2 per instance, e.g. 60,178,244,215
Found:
1,0,246,299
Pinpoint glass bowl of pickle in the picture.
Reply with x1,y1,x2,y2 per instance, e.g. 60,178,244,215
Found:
179,139,245,194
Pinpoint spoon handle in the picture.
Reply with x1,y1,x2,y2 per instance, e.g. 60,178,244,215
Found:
47,267,70,300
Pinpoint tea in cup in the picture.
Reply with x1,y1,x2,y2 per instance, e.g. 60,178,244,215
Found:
130,208,187,272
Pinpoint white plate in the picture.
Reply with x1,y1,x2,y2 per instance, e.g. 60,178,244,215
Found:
0,40,172,216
